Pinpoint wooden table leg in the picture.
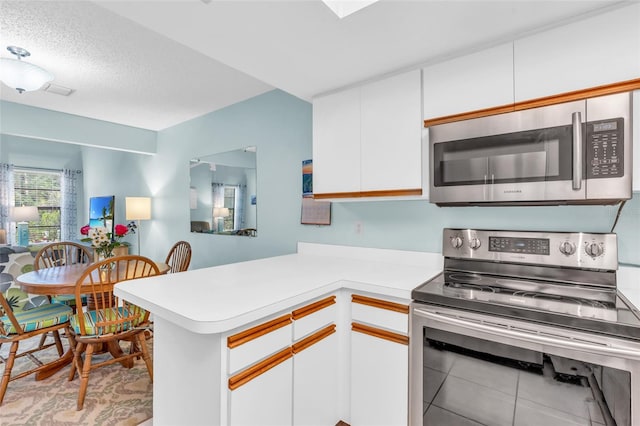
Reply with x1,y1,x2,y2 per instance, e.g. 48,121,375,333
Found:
34,349,73,381
106,340,133,368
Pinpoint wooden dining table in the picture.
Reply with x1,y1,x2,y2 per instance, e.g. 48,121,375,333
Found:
15,261,169,380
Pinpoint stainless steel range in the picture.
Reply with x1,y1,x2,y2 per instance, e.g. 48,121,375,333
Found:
409,229,640,426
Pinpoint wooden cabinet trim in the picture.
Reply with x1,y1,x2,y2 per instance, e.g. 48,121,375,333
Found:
227,314,292,349
228,347,293,390
352,322,409,345
291,296,336,320
292,324,337,354
313,188,422,199
424,77,640,127
423,103,515,127
352,294,409,314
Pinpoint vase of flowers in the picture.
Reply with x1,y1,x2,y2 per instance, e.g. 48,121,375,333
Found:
80,223,133,268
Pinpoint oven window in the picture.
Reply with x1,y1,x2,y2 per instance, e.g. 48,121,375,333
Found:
423,328,630,425
433,125,574,187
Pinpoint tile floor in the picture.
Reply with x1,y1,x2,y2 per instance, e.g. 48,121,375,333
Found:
423,343,607,426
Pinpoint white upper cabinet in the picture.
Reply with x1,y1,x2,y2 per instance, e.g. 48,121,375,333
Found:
423,43,514,120
360,70,423,192
514,3,640,102
312,87,361,195
312,69,424,198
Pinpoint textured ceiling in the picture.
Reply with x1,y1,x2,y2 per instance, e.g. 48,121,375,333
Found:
0,0,629,131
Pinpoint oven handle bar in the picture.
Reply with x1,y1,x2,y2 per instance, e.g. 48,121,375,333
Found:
415,308,640,361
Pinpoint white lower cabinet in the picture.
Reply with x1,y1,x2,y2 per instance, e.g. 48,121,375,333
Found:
229,353,293,426
293,330,340,426
350,293,410,426
225,292,410,426
226,314,293,426
351,330,409,426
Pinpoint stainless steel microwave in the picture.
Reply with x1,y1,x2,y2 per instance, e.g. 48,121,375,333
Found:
428,92,633,206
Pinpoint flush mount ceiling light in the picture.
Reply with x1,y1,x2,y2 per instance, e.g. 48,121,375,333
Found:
322,0,379,18
0,46,54,94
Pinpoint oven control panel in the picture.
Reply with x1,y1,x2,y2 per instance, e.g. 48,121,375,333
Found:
443,228,618,270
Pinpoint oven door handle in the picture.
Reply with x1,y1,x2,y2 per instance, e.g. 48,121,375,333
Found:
415,309,640,361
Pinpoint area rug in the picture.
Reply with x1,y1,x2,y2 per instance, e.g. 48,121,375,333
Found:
0,336,152,425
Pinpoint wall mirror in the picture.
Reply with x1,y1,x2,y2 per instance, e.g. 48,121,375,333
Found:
189,147,257,237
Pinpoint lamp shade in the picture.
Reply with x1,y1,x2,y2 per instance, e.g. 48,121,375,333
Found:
213,207,230,218
126,197,151,221
0,57,53,93
11,206,39,222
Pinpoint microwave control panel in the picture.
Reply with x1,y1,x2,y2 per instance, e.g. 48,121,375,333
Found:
586,117,624,179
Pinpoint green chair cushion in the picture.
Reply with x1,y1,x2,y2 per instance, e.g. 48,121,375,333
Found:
51,294,88,306
70,306,147,336
0,302,72,336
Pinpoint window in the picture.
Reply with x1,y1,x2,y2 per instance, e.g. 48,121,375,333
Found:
223,186,236,231
14,169,61,243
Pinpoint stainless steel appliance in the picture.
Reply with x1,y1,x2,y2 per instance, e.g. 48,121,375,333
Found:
428,92,633,206
409,229,640,426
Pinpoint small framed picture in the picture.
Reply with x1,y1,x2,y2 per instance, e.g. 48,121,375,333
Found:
251,195,257,205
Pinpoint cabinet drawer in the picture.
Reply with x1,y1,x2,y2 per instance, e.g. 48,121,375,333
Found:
292,296,337,341
351,295,409,335
227,314,292,374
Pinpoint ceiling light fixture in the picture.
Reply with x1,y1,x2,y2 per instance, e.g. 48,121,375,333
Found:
0,46,54,94
322,0,379,19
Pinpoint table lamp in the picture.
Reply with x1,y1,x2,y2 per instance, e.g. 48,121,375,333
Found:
213,207,229,233
126,197,151,255
11,206,39,246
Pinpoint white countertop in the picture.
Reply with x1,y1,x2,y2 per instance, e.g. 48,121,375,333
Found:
114,243,444,334
114,242,640,335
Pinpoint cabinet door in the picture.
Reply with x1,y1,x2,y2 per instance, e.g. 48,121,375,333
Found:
229,352,293,426
514,3,640,102
293,330,340,426
312,87,361,194
423,43,514,120
360,69,423,192
350,330,409,426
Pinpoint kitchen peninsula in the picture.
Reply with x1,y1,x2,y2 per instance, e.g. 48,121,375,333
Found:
114,243,443,425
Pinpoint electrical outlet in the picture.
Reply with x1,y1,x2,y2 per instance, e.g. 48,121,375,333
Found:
355,221,363,235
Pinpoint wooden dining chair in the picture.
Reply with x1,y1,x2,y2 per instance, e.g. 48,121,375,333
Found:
65,255,159,410
164,240,192,273
34,242,93,270
34,242,93,309
0,284,73,405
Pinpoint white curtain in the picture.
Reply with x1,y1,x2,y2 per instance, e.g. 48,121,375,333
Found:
0,163,15,244
60,169,80,241
234,184,246,230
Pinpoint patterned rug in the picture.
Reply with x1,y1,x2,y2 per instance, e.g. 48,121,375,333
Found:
0,335,153,425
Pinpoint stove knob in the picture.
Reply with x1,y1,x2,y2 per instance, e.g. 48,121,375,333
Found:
450,236,464,249
559,241,576,256
585,242,604,258
469,238,481,250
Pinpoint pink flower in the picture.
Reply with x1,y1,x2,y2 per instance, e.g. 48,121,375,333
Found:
80,225,91,236
114,224,129,237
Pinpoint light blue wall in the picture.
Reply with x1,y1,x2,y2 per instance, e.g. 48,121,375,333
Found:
0,101,156,153
151,89,640,268
2,91,639,268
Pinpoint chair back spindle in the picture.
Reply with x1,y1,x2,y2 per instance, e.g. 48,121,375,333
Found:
34,242,92,270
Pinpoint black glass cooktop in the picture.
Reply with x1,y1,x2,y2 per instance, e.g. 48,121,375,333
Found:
412,271,640,340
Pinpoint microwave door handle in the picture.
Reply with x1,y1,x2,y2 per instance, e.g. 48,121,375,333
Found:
572,111,583,190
